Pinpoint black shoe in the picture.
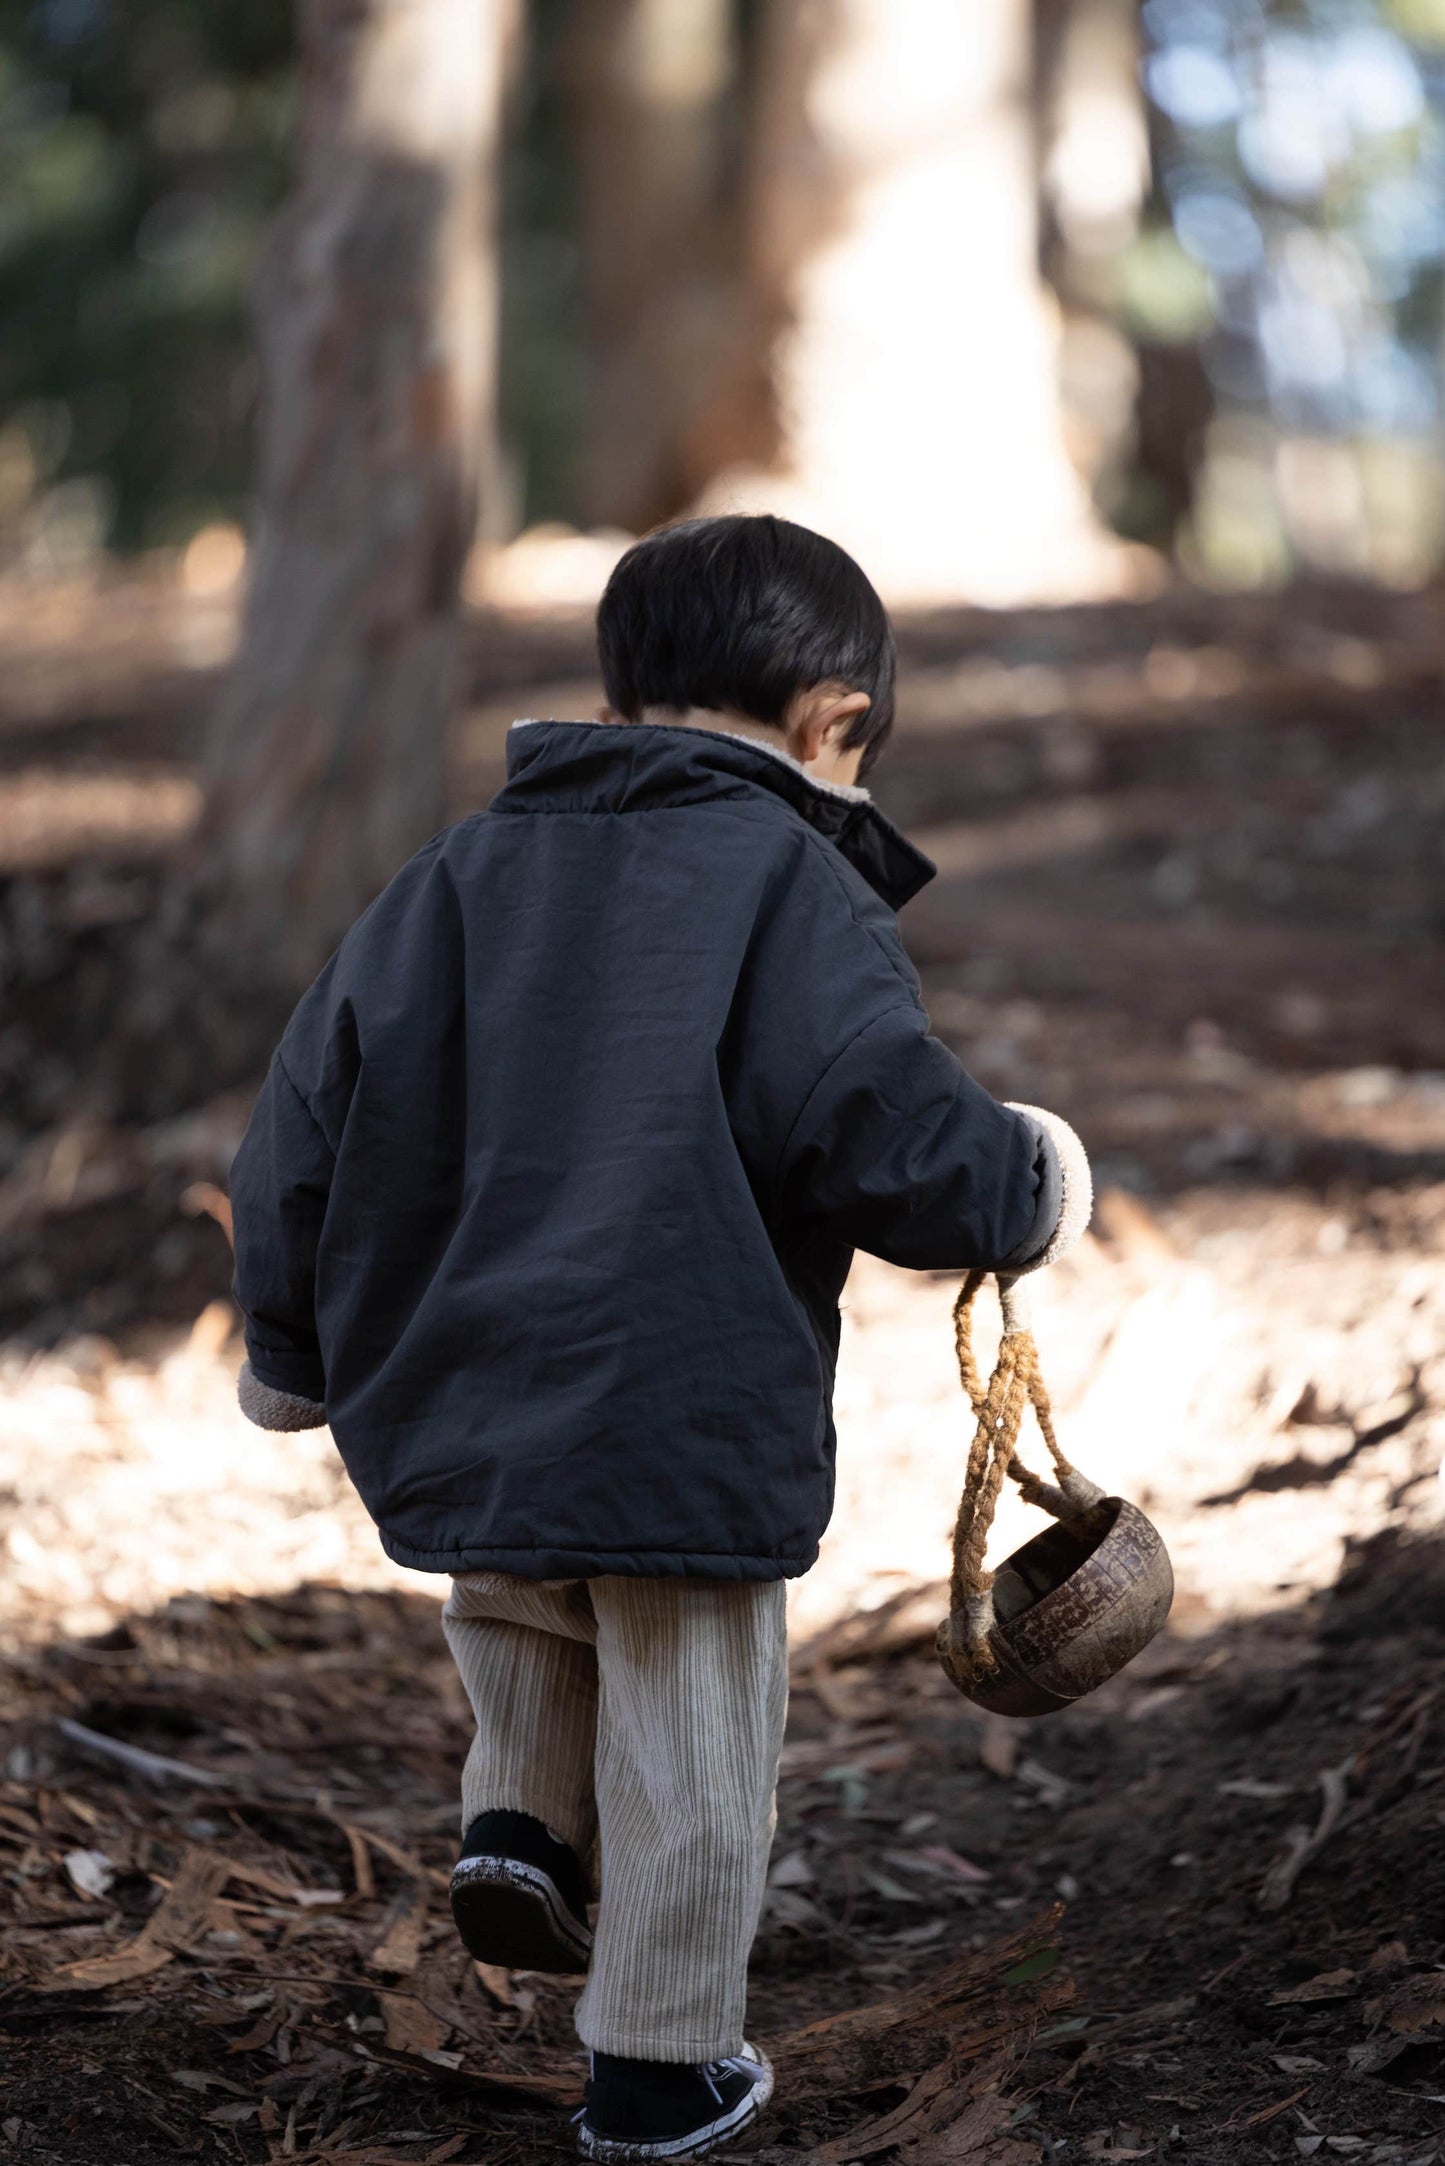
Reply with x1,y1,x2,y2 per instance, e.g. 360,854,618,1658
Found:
577,2045,774,2161
448,1808,592,1973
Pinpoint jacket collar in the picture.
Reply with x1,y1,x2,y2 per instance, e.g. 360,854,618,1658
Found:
499,718,936,910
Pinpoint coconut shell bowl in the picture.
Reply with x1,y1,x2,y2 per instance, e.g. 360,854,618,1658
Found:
935,1270,1174,1717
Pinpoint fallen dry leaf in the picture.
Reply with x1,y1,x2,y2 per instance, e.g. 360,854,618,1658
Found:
1269,1969,1359,2005
222,1856,346,1907
225,2000,289,2055
47,1848,228,1990
170,2069,254,2097
338,1821,446,1888
894,2093,1027,2161
340,1822,377,1901
368,1889,428,1975
1234,2087,1311,2130
917,1842,992,1885
381,1993,449,2055
776,1916,1070,2098
795,2039,1044,2164
1364,1972,1445,2034
767,1849,814,1889
367,2048,581,2102
472,1960,517,2007
978,1719,1019,1781
49,1937,174,1992
61,1848,115,1900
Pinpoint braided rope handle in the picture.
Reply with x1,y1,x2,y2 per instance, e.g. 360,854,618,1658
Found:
943,1268,1106,1681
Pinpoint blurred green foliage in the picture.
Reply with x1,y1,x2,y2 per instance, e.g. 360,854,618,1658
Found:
1128,0,1445,580
1388,0,1445,43
0,0,587,561
498,0,585,534
0,0,295,557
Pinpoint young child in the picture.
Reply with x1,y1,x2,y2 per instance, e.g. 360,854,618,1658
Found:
230,514,1090,2162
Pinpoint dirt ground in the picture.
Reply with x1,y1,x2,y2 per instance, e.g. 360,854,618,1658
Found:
1,569,1444,2163
2,1523,1443,2165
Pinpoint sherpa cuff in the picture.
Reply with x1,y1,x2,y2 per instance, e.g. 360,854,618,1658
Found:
1001,1103,1092,1273
238,1360,328,1431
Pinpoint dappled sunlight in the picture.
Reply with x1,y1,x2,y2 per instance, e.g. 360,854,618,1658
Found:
0,1311,436,1651
0,765,199,874
4,0,1445,2149
803,1209,1443,1642
693,0,1137,604
2,566,1440,1663
5,1190,1439,1663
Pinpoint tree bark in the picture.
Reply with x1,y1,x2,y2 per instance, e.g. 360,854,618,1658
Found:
199,0,508,987
565,0,759,533
705,0,1121,603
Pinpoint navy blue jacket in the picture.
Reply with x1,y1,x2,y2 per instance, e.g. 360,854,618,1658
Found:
229,721,1056,1581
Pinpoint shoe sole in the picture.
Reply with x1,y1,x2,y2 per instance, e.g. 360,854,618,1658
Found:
449,1854,592,1975
576,2049,774,2162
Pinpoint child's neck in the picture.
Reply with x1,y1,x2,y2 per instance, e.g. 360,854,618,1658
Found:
598,705,863,794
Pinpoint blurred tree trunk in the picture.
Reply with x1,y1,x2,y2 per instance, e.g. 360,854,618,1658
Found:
565,0,764,531
1032,0,1207,549
1034,0,1148,268
199,0,509,987
709,0,1122,602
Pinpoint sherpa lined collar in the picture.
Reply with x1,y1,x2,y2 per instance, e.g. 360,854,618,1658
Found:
499,718,936,911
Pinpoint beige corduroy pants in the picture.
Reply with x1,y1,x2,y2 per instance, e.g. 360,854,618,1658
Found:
441,1571,789,2062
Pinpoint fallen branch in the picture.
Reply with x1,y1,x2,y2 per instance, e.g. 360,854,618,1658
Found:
57,1718,232,1790
1257,1756,1356,1912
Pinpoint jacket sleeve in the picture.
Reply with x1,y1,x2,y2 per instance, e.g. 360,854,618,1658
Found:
229,1051,335,1404
776,997,1057,1271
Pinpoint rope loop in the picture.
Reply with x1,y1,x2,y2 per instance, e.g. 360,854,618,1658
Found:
944,1272,1105,1680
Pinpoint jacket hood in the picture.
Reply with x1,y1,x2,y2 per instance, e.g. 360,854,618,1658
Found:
499,718,937,911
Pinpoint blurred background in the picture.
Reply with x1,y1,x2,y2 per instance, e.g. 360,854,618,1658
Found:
2,6,1445,2152
9,0,1445,583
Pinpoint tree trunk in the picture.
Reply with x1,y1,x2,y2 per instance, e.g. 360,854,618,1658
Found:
199,0,508,987
565,0,758,533
705,0,1121,603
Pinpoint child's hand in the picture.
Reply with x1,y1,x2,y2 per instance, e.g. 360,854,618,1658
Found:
1005,1103,1092,1273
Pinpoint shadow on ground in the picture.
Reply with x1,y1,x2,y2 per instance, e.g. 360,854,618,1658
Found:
2,1522,1443,2165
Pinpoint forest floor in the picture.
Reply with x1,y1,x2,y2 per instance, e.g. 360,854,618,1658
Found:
1,568,1444,2164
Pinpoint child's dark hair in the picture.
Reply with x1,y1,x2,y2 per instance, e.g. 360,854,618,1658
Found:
596,514,896,777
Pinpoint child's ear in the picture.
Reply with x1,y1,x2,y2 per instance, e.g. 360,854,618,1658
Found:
802,686,870,761
783,682,870,771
